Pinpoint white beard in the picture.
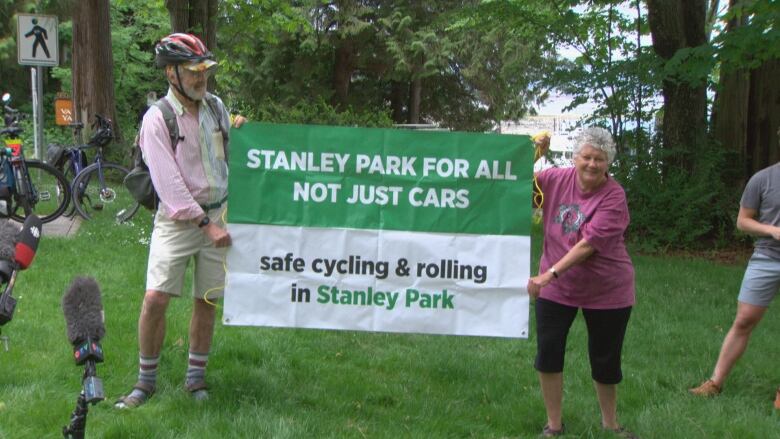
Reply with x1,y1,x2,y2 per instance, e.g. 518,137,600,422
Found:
184,83,206,101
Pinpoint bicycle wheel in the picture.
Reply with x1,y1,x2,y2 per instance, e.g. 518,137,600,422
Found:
71,162,140,223
9,160,71,224
60,156,78,217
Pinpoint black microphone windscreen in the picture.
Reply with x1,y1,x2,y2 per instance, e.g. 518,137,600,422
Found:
62,277,105,345
0,219,18,262
0,220,19,282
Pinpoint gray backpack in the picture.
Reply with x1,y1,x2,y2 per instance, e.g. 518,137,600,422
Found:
124,96,228,210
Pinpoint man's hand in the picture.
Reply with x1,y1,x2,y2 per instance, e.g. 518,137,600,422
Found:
231,115,248,128
202,223,232,247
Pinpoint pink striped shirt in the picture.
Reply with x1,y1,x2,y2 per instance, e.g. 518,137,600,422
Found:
139,89,229,220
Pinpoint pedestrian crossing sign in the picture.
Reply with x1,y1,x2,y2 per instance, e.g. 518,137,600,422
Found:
17,14,58,67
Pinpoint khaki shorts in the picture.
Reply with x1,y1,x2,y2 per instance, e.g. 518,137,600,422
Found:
146,206,227,299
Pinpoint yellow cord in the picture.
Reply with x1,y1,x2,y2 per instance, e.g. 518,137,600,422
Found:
202,207,230,308
531,131,550,224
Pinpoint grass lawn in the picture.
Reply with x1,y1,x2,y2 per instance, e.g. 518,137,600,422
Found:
0,215,778,438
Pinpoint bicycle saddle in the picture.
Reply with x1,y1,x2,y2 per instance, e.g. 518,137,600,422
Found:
0,127,22,137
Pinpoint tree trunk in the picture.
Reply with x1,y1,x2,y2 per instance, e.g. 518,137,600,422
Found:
165,0,217,50
165,0,218,91
408,75,422,124
646,0,708,173
72,0,121,139
744,60,780,176
332,38,354,110
712,0,780,182
390,80,406,123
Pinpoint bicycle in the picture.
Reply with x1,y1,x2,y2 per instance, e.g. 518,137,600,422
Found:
0,93,71,223
52,115,140,223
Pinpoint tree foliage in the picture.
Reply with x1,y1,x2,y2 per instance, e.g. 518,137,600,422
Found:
0,0,776,249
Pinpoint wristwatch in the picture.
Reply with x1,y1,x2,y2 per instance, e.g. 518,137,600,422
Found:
197,216,211,228
548,267,559,278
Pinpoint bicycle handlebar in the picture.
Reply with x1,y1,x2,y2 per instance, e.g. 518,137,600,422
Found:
88,115,113,147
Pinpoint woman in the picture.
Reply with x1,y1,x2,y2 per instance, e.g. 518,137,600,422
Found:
527,127,637,438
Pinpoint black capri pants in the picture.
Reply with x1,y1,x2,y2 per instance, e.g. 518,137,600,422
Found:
534,297,632,384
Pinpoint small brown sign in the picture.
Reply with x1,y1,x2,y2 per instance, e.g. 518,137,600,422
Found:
55,98,73,126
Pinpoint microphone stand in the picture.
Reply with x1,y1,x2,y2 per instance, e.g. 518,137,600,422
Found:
62,390,88,439
63,338,104,439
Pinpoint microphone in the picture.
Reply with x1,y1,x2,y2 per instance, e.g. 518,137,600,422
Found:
0,219,20,326
0,219,19,283
62,277,105,403
14,214,41,270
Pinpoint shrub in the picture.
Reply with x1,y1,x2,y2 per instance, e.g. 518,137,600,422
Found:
616,138,742,251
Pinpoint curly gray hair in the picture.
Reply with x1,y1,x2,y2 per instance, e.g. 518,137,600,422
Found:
573,127,616,164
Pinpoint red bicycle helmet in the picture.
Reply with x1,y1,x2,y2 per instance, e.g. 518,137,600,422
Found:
154,33,216,70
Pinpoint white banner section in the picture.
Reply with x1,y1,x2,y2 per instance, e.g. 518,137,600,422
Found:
224,224,529,338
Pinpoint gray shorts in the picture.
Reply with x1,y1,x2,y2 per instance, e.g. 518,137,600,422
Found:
738,252,780,307
146,206,227,300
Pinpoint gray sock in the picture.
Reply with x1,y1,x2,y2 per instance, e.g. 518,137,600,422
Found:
185,351,208,387
138,354,159,390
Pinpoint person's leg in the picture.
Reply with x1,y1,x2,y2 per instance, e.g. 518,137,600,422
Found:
136,290,171,390
538,372,564,432
186,297,217,394
774,387,780,410
187,209,226,397
593,382,617,429
535,298,578,432
582,306,632,430
139,290,172,358
116,212,192,409
709,301,767,387
692,253,778,397
115,290,172,408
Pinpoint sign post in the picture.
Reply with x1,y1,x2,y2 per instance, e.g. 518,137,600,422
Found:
17,13,59,160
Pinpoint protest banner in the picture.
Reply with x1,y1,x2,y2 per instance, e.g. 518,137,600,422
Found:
224,123,532,337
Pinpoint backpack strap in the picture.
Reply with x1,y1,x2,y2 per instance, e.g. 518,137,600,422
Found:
203,94,229,162
153,98,180,153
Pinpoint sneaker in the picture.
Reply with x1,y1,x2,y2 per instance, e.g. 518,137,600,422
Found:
774,388,780,410
689,379,721,397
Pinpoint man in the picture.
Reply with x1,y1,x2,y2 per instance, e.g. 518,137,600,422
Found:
116,33,246,408
689,133,780,410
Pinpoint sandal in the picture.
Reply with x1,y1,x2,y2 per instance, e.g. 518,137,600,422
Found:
541,424,565,437
606,426,639,439
185,380,209,401
114,382,154,409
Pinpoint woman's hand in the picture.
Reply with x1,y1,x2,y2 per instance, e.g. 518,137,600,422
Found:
527,271,554,299
533,131,551,157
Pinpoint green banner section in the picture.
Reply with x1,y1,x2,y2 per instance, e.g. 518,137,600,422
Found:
228,123,532,236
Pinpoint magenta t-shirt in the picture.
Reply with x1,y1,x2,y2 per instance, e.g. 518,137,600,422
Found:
537,167,635,309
